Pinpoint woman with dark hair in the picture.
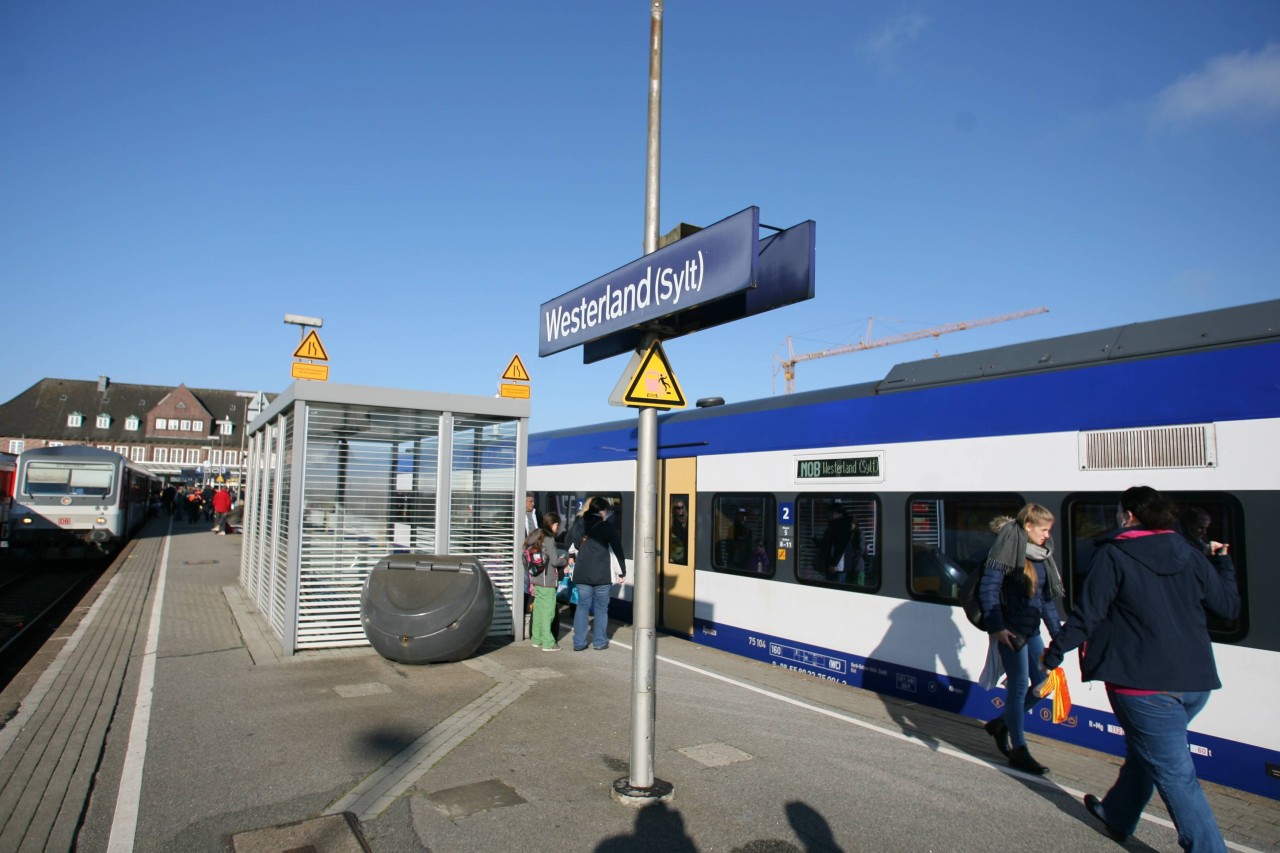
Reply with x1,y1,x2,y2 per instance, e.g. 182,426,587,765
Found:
1043,486,1238,850
978,503,1064,775
566,497,626,651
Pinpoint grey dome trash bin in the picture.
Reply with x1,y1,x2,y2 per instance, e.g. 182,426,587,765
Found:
361,554,495,664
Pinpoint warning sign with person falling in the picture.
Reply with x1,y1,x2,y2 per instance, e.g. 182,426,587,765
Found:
622,341,686,409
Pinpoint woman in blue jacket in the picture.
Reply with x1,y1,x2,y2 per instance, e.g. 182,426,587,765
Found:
1043,487,1238,851
979,504,1064,775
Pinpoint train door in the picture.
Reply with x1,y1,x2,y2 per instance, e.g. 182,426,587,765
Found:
658,457,696,636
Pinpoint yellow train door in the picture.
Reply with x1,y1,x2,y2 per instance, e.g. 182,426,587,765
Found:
659,457,696,636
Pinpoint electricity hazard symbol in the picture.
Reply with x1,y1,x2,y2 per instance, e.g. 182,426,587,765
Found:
622,341,686,409
501,354,530,382
292,330,329,361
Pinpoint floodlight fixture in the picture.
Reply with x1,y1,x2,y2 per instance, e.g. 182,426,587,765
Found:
283,314,324,328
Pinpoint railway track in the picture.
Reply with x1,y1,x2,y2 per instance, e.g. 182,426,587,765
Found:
0,557,107,693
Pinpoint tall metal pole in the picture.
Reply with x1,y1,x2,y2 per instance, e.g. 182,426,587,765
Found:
615,0,671,803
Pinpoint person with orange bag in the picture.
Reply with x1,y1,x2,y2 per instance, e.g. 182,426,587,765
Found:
1043,486,1238,851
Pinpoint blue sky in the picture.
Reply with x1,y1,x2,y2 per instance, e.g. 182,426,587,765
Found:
3,2,1277,433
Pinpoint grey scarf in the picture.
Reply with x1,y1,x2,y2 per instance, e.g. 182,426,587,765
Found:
985,518,1065,599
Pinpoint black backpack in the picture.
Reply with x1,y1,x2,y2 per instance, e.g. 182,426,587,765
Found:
958,562,996,631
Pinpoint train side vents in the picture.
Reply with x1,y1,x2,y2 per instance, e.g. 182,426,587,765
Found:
1078,423,1217,471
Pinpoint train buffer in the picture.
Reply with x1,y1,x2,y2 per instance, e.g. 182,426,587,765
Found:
0,518,1275,852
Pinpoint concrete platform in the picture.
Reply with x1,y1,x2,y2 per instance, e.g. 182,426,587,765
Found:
1,517,1277,852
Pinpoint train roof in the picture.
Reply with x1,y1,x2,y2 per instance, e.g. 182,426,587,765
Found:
877,297,1280,393
527,298,1280,458
18,445,129,461
529,298,1280,455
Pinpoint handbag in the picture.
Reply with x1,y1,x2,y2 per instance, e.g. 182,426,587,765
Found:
556,577,578,605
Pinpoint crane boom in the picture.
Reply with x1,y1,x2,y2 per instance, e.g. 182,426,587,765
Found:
775,307,1049,394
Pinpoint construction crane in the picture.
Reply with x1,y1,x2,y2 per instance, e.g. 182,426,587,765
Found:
774,307,1049,394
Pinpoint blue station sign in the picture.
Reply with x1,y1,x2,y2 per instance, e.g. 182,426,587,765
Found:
539,207,760,357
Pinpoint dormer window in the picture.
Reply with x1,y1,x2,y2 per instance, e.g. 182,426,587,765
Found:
96,414,111,428
219,420,233,436
67,412,84,427
125,416,140,431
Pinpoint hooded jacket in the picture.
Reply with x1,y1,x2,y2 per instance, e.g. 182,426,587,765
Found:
1044,528,1239,691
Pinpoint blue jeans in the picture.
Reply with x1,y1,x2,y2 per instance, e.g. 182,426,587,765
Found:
1100,689,1225,852
573,583,612,649
996,632,1046,748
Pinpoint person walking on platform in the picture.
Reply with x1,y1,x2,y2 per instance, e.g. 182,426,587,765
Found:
211,485,233,534
185,488,203,524
525,511,567,650
1043,487,1239,851
566,497,626,651
979,504,1064,775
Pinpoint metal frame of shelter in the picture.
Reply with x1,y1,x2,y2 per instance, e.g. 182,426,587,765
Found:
239,381,530,656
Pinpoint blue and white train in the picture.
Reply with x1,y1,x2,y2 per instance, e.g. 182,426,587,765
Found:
9,445,158,556
528,298,1280,799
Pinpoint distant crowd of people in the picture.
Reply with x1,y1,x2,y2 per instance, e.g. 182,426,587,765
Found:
154,483,243,533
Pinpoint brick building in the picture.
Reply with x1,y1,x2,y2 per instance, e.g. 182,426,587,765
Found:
0,377,272,484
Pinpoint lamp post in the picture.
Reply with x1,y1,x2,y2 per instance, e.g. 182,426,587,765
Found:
284,313,324,344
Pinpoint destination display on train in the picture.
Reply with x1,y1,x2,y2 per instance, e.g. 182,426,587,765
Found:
538,207,759,357
794,454,882,481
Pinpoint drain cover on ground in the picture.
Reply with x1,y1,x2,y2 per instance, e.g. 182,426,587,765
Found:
427,778,526,819
678,742,754,767
228,812,370,852
183,559,220,565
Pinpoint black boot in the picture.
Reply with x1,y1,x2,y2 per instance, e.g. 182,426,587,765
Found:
983,717,1010,757
1009,745,1049,775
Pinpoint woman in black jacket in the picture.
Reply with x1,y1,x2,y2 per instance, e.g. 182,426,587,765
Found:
567,497,626,651
1043,486,1238,850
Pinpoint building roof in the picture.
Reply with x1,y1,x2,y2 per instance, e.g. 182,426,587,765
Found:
0,378,273,444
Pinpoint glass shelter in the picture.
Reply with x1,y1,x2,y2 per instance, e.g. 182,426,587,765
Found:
239,382,530,656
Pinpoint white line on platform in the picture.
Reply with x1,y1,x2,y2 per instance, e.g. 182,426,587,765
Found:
610,639,1263,853
107,521,173,853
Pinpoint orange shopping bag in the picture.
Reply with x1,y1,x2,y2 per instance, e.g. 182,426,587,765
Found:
1039,667,1072,723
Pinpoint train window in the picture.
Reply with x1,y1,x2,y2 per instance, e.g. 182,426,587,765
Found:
548,492,629,557
23,461,115,497
795,495,880,591
710,494,776,576
1065,493,1247,643
668,494,689,565
908,494,1023,602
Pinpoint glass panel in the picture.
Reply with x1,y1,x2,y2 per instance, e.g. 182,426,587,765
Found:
710,493,775,575
1066,492,1246,642
796,494,880,591
667,494,689,565
908,494,1023,602
23,462,114,496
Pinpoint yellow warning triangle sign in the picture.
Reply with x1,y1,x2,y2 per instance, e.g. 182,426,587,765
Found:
501,354,530,382
622,341,686,409
292,329,329,361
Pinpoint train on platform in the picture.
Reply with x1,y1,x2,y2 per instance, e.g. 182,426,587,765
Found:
527,298,1280,800
8,445,159,556
0,452,15,557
